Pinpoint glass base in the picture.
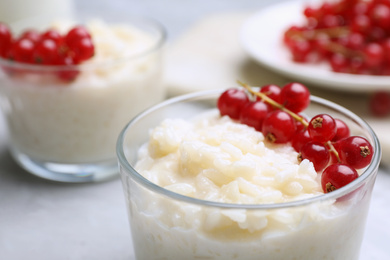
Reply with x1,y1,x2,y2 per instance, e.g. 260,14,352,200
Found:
10,149,119,183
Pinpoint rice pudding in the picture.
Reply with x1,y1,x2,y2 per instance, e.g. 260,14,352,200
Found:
118,97,379,260
0,18,165,181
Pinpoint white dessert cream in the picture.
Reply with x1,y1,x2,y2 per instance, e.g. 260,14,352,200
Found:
0,19,164,163
124,110,370,260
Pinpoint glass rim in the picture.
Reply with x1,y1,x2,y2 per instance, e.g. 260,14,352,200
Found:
0,15,166,72
116,89,382,210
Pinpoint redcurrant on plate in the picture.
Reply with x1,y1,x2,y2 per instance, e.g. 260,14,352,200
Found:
240,0,390,92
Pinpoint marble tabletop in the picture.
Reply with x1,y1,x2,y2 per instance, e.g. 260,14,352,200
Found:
0,0,389,259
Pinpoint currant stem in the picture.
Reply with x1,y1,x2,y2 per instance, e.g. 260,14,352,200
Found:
237,80,309,127
325,41,363,58
237,81,342,162
286,26,349,40
327,141,341,163
286,26,363,58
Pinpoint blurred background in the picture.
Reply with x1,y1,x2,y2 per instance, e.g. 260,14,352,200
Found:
0,0,285,40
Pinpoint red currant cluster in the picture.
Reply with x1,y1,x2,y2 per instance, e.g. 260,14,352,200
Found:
283,0,390,75
0,22,95,81
217,81,374,193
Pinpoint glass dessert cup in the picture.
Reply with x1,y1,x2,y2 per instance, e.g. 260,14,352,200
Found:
117,89,381,260
0,14,166,182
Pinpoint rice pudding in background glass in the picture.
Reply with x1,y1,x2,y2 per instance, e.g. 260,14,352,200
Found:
0,13,166,182
117,89,381,260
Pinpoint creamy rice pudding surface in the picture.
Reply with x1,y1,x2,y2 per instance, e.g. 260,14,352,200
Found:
126,110,368,260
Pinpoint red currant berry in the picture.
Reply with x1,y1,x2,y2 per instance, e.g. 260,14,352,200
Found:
353,2,369,16
308,114,337,142
65,25,92,49
322,14,341,28
56,55,80,82
292,129,312,152
57,42,70,58
382,38,390,64
329,53,349,73
33,39,58,64
320,2,337,16
280,82,310,113
369,91,390,117
363,42,384,67
348,56,366,74
346,32,365,50
239,101,270,131
288,39,312,62
338,136,373,169
19,29,41,43
262,110,296,143
10,38,35,63
71,37,94,61
299,141,330,172
303,7,318,18
259,84,282,103
0,22,12,57
370,3,390,29
332,118,350,141
351,15,371,33
369,26,386,42
313,34,331,58
41,29,63,44
321,164,359,193
217,89,249,120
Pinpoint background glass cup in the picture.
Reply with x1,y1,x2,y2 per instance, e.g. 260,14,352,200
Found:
117,89,381,260
0,13,166,182
0,0,74,24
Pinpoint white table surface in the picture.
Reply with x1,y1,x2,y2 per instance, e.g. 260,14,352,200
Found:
0,0,389,259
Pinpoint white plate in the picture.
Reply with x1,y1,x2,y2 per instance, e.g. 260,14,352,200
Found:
240,0,390,92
